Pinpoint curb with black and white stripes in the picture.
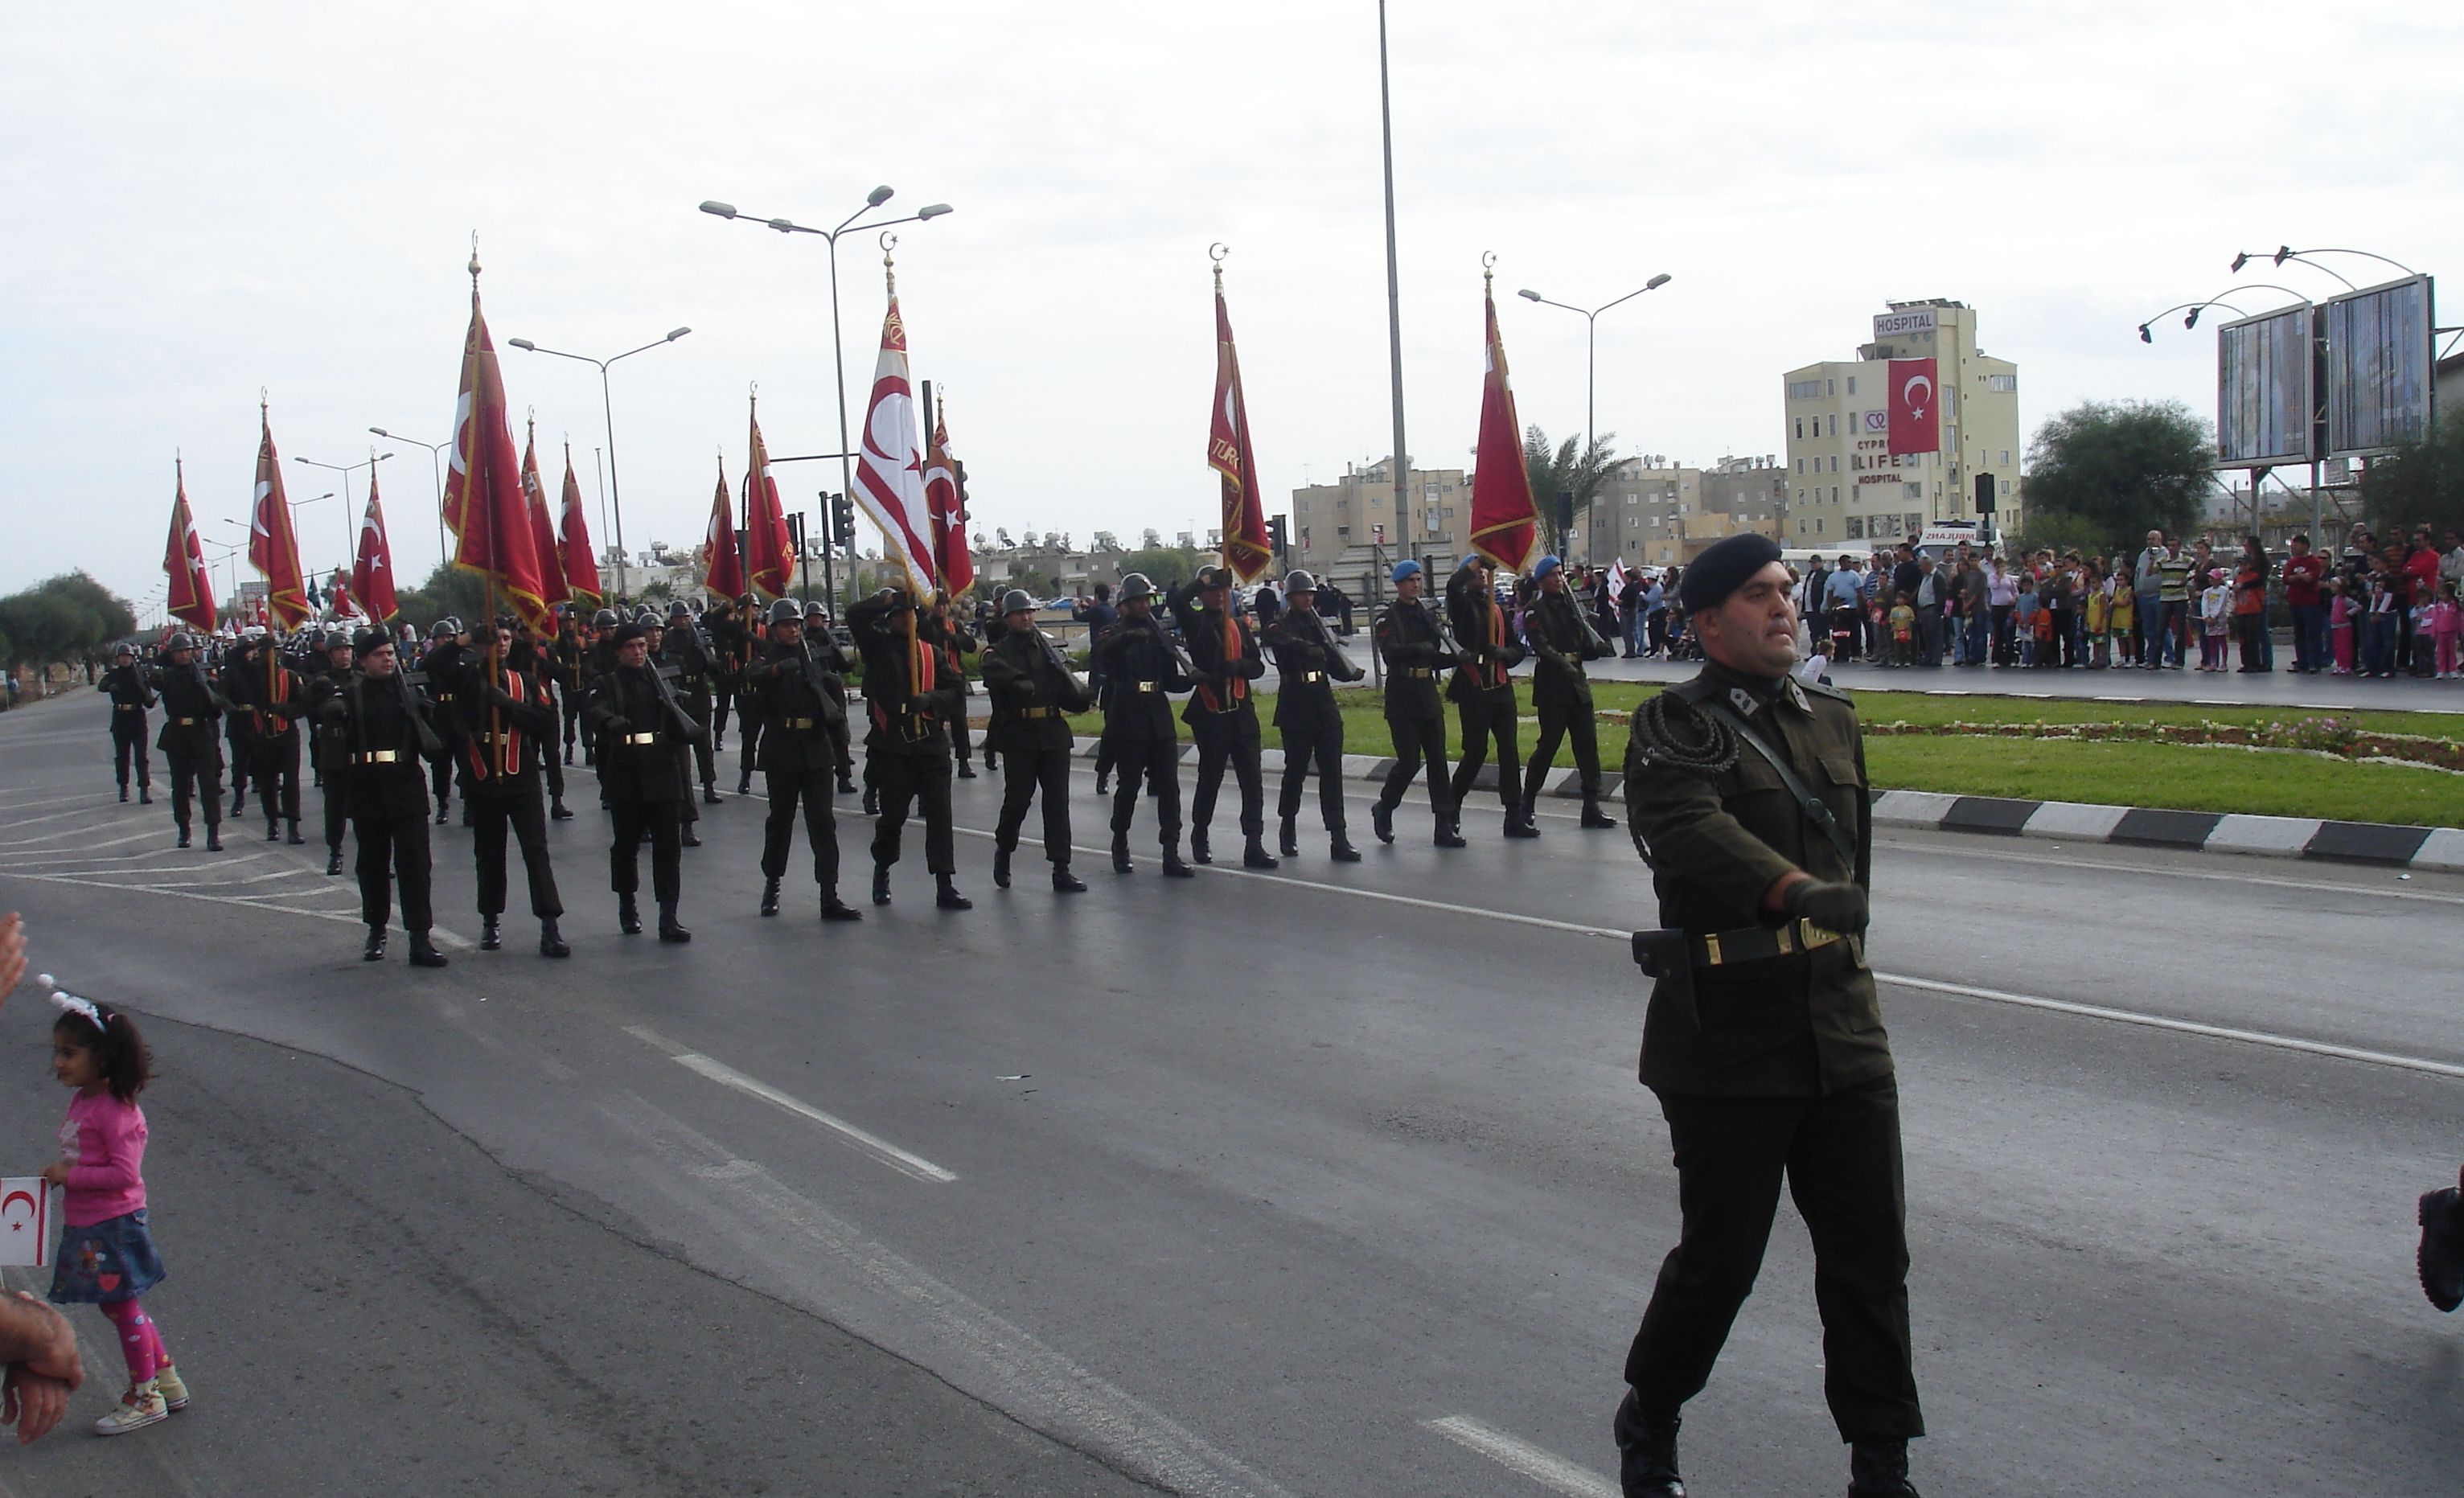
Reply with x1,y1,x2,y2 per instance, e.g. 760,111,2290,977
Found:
1064,737,2463,873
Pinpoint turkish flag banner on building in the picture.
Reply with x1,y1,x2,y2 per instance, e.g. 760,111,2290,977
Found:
1210,278,1273,582
851,277,939,597
924,412,973,597
1886,357,1940,458
163,458,217,634
557,445,601,605
703,459,745,601
441,280,556,633
520,426,570,613
744,400,795,601
1468,281,1539,572
352,470,400,624
248,405,310,629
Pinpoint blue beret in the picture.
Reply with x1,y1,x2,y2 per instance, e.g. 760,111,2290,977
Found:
1390,560,1423,585
1534,554,1563,580
1459,552,1486,573
1677,533,1784,612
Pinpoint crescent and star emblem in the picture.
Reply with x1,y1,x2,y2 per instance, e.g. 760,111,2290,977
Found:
1902,375,1933,419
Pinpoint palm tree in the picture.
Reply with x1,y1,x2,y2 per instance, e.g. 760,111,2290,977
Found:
1522,425,1621,558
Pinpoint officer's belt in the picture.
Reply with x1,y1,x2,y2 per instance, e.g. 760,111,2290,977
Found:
1016,705,1061,719
1402,667,1435,679
1130,680,1162,692
1293,671,1326,683
1689,917,1846,968
172,716,197,726
115,703,141,712
779,716,817,731
622,731,661,745
353,749,401,765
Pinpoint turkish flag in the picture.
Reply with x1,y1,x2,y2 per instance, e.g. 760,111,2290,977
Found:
163,459,217,634
441,284,555,634
1468,282,1539,572
1887,357,1940,458
557,446,600,605
851,286,938,597
1210,281,1273,582
924,413,974,597
352,469,400,623
519,428,570,613
248,407,310,630
703,461,745,601
744,402,795,600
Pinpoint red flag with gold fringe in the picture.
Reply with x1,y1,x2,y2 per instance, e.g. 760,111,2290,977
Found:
557,445,601,606
248,404,311,629
441,268,555,632
1209,271,1272,581
1467,274,1539,572
163,458,216,634
703,458,745,601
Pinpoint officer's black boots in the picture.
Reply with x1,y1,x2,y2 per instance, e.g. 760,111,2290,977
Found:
1433,818,1466,849
266,819,281,842
326,849,344,876
657,904,691,942
1161,842,1195,879
204,829,224,852
737,774,754,796
873,865,894,905
618,893,643,934
956,760,975,780
1848,1438,1918,1496
1189,827,1211,864
2420,1176,2464,1312
822,892,863,922
139,786,151,805
863,786,880,816
703,783,721,804
1505,806,1540,839
539,918,570,958
836,774,857,795
363,925,387,962
176,828,191,849
1329,833,1362,862
119,786,129,803
1582,797,1619,830
1371,802,1394,844
1279,816,1300,859
681,826,702,848
1242,837,1278,869
1612,1392,1685,1497
286,819,304,845
935,875,972,911
1052,864,1086,893
408,931,448,968
759,877,782,916
479,917,503,950
1111,831,1134,874
993,847,1012,889
552,798,574,821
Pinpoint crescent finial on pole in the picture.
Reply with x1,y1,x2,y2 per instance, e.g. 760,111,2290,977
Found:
1481,249,1497,288
1211,241,1229,291
469,231,483,283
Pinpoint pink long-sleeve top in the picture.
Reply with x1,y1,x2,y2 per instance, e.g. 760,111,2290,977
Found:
58,1091,148,1228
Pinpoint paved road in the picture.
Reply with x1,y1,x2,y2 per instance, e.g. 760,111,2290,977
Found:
0,690,2459,1495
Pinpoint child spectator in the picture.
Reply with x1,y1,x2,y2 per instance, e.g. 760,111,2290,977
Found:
2433,582,2462,679
1797,636,1834,686
2084,584,2110,668
2109,580,2138,667
2413,589,2442,678
1887,593,1916,668
2363,576,2398,677
2328,579,2355,674
2199,570,2232,671
2014,579,2039,667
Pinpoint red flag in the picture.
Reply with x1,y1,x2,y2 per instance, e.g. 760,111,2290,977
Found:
163,458,216,634
923,412,974,597
441,277,555,633
1210,275,1272,581
851,277,938,595
519,425,570,613
744,400,795,600
1886,357,1940,458
1468,279,1539,572
248,404,310,629
352,468,400,623
703,458,745,601
557,444,601,605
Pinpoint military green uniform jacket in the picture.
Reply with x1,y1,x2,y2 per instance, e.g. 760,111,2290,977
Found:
1623,661,1888,1098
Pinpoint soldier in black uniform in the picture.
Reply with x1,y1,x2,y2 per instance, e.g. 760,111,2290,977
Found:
1168,567,1274,868
1613,532,1920,1498
318,630,449,967
663,600,724,804
638,611,703,848
806,601,860,797
979,589,1094,893
586,621,698,942
1445,554,1533,839
847,588,971,910
304,631,358,874
97,644,154,803
218,639,251,819
1092,573,1194,877
149,634,231,851
419,618,470,824
703,594,743,752
1260,570,1364,862
745,600,863,923
1370,560,1465,849
551,607,590,766
733,597,770,796
1520,554,1620,833
459,622,569,958
225,632,310,844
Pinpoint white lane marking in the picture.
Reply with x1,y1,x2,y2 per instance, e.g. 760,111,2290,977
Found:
0,829,166,859
47,862,303,887
0,801,138,831
1423,1417,1619,1498
0,864,472,948
11,849,277,875
623,1024,958,1184
1878,838,2464,905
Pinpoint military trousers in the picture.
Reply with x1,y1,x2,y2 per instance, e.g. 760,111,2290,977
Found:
1374,713,1450,822
670,746,700,827
1276,716,1348,832
471,790,562,920
1624,1077,1922,1443
165,748,224,834
248,735,302,825
762,765,841,891
1523,698,1603,806
112,717,152,790
561,683,585,758
872,752,955,875
352,808,434,932
1107,737,1182,844
711,683,736,745
320,760,350,852
1448,695,1520,813
735,700,766,788
995,745,1074,863
608,800,683,905
1189,711,1265,839
684,713,717,790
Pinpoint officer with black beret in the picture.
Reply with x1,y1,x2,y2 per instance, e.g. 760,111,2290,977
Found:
1444,552,1530,839
1259,569,1364,861
585,620,700,942
318,630,449,967
1612,531,1920,1497
1090,573,1194,876
1166,564,1274,868
147,632,233,850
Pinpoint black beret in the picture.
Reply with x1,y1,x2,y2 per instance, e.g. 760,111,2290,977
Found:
1677,533,1784,612
614,621,650,645
353,629,393,660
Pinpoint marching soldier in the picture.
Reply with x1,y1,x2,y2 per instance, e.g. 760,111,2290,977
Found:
1167,567,1274,868
1613,533,1918,1498
97,643,154,804
703,594,744,752
745,600,862,923
317,630,449,967
459,622,570,958
1091,573,1194,876
733,595,770,796
552,606,590,765
847,588,971,910
639,610,703,847
304,630,358,875
1259,570,1363,862
224,632,309,845
979,588,1094,893
942,605,980,782
1521,554,1620,833
663,600,725,803
807,601,860,797
420,618,470,824
1446,554,1533,839
219,638,253,819
585,619,700,942
148,633,231,851
1370,560,1464,848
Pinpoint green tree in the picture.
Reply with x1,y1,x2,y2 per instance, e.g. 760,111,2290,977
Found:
1116,547,1205,588
1522,425,1620,555
2022,399,2211,552
0,572,136,669
391,563,492,633
2359,408,2464,536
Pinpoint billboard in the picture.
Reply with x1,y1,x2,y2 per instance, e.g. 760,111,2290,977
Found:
2324,275,2435,458
2216,305,2314,469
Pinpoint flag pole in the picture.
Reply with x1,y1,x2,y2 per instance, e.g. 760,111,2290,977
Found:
1215,248,1232,577
474,246,503,773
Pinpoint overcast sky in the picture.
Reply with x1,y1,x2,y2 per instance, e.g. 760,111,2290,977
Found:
5,1,2457,613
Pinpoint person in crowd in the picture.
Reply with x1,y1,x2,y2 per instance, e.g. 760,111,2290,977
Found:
2283,535,2329,674
2431,581,2462,679
2233,537,2273,673
2361,574,2398,678
1824,557,1864,663
1886,593,1916,668
2154,536,2193,668
2402,534,2443,673
2197,568,2230,671
2107,568,2137,667
2328,578,2355,675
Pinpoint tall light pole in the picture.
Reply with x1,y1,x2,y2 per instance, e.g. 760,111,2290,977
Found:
1376,0,1411,573
699,189,953,592
504,328,692,603
298,453,392,576
1517,273,1673,563
368,429,450,575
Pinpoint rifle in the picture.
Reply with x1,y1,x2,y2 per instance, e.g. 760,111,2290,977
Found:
1292,608,1364,682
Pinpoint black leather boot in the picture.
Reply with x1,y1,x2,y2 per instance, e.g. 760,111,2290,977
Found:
286,819,305,845
1161,840,1195,878
479,916,503,950
326,849,344,876
1329,833,1362,863
873,865,893,905
119,785,129,802
759,877,781,917
956,761,975,780
1189,827,1211,864
703,783,722,804
138,785,151,804
681,825,702,847
1111,831,1133,874
657,904,692,942
552,798,574,821
821,892,863,922
1242,837,1279,869
1582,797,1619,830
176,827,191,849
2419,1178,2464,1312
204,827,224,852
1279,815,1300,859
1505,805,1540,839
618,893,642,934
539,918,570,958
1849,1438,1919,1496
1433,819,1466,849
935,875,972,910
1051,864,1086,893
993,846,1012,889
363,925,387,962
408,931,448,968
265,819,281,842
737,774,754,796
1370,802,1394,844
1612,1392,1686,1498
862,786,880,816
836,775,857,795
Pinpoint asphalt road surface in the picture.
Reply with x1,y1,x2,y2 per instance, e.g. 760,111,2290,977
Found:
0,689,2458,1496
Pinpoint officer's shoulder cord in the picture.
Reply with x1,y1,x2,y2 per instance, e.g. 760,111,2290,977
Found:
1628,690,1736,775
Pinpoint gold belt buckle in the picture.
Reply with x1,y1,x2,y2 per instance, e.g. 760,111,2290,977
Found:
626,731,658,745
1801,918,1839,948
1133,680,1160,692
1300,671,1324,683
1701,932,1723,966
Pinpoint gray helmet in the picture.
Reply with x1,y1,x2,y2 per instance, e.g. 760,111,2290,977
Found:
802,599,828,621
165,633,196,654
113,642,135,659
634,606,660,626
1117,572,1156,601
767,599,803,626
592,608,619,630
1282,568,1318,594
999,589,1037,616
429,618,455,638
667,600,694,620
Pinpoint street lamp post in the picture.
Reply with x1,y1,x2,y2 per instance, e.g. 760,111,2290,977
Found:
368,429,450,575
298,453,392,576
699,189,952,595
2142,284,2320,540
1516,273,1673,564
503,329,692,604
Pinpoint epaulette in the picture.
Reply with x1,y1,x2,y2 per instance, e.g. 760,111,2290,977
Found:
1798,676,1854,706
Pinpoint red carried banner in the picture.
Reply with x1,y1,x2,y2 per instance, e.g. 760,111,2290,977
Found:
703,458,745,601
923,412,973,597
162,458,217,634
744,400,795,601
519,425,570,613
1209,276,1273,582
1886,357,1940,458
1468,278,1539,572
248,404,310,629
557,445,601,605
851,275,938,597
441,277,555,634
352,468,400,623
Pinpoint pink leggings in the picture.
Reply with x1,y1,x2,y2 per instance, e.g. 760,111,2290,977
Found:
99,1299,169,1384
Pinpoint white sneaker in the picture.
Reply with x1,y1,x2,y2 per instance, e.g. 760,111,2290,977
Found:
94,1379,167,1436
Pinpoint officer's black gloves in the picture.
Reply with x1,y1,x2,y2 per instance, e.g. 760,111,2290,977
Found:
1784,878,1870,934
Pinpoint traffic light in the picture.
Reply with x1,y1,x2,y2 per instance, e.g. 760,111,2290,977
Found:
1267,515,1287,558
830,492,856,548
1973,473,1997,514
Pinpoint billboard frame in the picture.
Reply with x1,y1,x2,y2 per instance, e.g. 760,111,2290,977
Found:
2214,302,2318,471
2322,273,2436,461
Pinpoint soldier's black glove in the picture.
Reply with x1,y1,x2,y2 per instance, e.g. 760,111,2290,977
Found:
602,714,631,735
1784,879,1869,935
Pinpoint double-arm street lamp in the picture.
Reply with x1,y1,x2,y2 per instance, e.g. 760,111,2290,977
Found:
367,428,451,573
296,452,392,571
1517,273,1673,562
699,187,953,586
503,328,692,602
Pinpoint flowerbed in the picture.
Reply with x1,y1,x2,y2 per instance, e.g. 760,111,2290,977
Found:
1858,716,2463,773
